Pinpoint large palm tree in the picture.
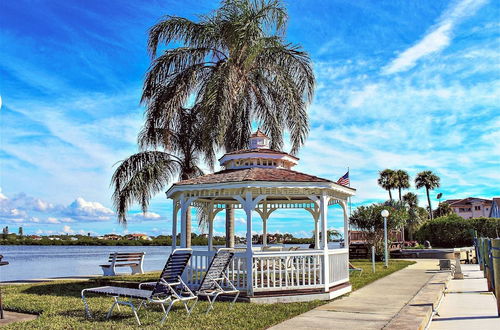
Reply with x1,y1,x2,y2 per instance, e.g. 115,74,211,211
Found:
415,171,440,220
140,0,314,247
140,0,314,154
394,170,410,201
111,106,214,247
377,169,396,201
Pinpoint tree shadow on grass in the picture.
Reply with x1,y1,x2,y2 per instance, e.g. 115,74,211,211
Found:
21,282,98,297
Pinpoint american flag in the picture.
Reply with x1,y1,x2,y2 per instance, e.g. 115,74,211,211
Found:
337,171,349,186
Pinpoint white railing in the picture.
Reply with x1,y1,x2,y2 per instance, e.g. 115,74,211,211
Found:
187,248,349,293
186,250,248,290
252,250,325,292
327,249,349,287
185,250,215,287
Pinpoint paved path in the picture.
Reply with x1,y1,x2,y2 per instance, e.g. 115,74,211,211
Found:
430,264,498,330
0,311,37,325
270,259,440,330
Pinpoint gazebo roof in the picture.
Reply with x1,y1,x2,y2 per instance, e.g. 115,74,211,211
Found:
173,167,333,185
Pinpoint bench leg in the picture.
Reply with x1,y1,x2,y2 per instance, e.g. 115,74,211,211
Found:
130,264,144,275
101,266,116,276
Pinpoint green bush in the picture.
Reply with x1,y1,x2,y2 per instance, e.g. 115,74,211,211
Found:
415,214,499,247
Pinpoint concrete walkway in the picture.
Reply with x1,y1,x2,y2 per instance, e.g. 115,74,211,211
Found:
0,311,37,325
271,260,442,330
430,264,499,330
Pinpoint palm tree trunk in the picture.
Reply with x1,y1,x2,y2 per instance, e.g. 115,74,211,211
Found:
186,206,192,248
225,205,235,248
388,189,393,201
426,188,433,220
398,188,402,201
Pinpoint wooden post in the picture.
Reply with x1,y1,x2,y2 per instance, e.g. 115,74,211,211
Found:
486,239,494,292
491,239,500,317
476,237,484,271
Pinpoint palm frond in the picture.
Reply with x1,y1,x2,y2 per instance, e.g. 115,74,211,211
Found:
111,151,180,224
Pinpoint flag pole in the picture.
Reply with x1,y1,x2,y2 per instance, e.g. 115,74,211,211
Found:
348,167,351,217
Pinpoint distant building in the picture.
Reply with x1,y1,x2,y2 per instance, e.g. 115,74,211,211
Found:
444,197,493,219
127,233,151,241
490,198,500,218
29,235,42,240
103,234,121,240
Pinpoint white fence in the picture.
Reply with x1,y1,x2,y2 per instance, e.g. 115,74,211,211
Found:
186,248,349,293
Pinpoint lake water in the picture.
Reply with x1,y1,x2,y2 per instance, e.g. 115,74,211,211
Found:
0,245,206,282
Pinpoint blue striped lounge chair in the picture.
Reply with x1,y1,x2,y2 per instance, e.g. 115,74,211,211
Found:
81,248,196,325
140,248,239,314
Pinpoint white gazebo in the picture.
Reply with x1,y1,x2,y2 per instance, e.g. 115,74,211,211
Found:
167,130,356,302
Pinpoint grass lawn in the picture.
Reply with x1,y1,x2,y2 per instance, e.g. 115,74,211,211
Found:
2,260,414,329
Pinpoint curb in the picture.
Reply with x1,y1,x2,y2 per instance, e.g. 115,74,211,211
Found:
384,271,451,330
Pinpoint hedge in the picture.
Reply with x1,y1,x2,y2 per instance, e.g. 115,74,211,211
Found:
415,214,499,248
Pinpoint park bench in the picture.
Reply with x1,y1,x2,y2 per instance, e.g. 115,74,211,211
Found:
100,252,145,276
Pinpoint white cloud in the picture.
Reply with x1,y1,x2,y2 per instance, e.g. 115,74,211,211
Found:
64,197,114,220
47,217,60,224
383,0,488,74
0,192,115,223
132,212,162,221
62,225,74,234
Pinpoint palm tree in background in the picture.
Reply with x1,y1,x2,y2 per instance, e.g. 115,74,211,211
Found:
415,171,441,220
394,170,410,201
402,192,424,240
140,0,314,247
378,169,396,201
111,106,215,247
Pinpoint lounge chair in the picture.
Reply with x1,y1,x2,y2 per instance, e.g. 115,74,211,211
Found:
81,248,196,325
140,248,239,314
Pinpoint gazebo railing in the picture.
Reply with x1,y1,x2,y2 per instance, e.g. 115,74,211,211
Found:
252,250,324,291
186,249,349,293
185,250,249,290
327,249,349,287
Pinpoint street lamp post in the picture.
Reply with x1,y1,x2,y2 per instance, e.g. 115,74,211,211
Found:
381,209,389,268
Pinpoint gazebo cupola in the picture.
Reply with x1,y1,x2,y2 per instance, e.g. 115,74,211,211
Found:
219,129,299,170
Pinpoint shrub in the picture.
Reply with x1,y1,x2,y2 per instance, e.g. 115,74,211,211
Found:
415,214,499,247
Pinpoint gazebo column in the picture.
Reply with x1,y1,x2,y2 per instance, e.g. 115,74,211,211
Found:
206,204,223,252
320,193,331,292
305,206,320,249
225,205,235,248
340,200,349,247
171,200,180,249
208,218,214,251
179,195,197,248
256,202,276,247
234,191,266,296
311,193,331,292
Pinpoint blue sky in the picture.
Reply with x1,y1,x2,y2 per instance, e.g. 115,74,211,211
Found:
1,0,499,238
